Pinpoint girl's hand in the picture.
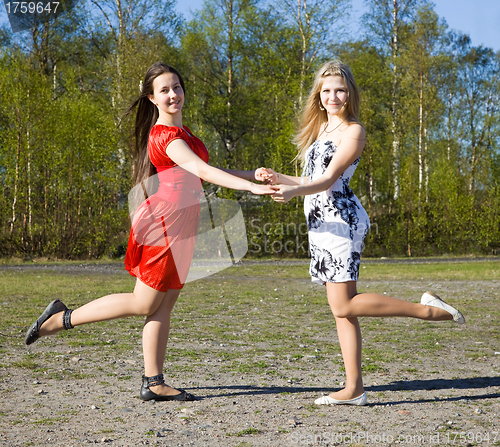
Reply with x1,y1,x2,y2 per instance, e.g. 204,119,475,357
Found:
254,167,269,182
255,167,278,184
270,184,296,203
249,183,275,195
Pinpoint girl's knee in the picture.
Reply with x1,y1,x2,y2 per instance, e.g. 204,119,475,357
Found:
331,305,351,319
134,299,160,316
328,291,358,318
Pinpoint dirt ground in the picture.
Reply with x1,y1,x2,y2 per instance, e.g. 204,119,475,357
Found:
1,261,499,446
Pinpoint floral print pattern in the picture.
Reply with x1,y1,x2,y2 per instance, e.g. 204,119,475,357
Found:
347,251,361,281
326,179,360,239
306,197,323,230
303,140,370,285
321,141,336,171
310,242,345,281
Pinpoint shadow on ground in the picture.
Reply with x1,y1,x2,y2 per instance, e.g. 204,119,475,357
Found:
193,376,500,406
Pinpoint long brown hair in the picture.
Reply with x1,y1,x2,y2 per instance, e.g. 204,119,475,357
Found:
126,62,186,186
294,61,360,164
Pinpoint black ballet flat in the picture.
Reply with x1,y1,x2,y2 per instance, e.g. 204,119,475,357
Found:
25,300,73,345
140,374,196,402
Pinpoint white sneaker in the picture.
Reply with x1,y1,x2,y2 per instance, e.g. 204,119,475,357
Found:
421,292,465,324
314,392,367,406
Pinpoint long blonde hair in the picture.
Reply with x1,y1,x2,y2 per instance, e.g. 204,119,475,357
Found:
294,61,360,164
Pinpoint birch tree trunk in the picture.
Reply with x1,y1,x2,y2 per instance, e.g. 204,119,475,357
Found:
11,108,21,236
418,68,423,200
226,0,234,153
391,0,400,200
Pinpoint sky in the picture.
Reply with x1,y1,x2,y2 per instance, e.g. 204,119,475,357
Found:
175,0,500,52
0,0,498,52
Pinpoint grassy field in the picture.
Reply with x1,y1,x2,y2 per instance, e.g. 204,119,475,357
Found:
1,259,499,445
0,259,499,376
227,259,500,281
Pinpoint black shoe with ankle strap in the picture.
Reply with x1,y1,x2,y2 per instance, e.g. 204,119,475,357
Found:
25,300,74,345
140,374,196,401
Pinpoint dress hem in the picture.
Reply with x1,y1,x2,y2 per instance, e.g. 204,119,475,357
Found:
310,276,357,285
126,270,185,292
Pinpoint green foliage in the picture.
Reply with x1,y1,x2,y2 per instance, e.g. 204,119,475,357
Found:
0,0,498,258
0,49,127,257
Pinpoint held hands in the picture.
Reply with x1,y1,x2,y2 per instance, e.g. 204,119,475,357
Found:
249,183,276,195
254,167,296,202
255,167,278,185
269,184,296,204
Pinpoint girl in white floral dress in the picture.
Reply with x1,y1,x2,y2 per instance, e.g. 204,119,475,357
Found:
265,61,465,406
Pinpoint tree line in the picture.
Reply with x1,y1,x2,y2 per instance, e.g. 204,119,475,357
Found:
0,0,499,259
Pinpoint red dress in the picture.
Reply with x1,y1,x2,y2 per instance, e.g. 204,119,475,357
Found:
125,125,209,291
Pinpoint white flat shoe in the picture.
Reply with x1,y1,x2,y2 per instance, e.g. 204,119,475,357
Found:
314,392,367,406
421,292,465,324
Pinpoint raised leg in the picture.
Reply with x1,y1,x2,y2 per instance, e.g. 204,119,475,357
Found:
37,279,166,337
326,282,452,320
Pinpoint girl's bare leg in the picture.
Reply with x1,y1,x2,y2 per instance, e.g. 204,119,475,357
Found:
37,279,166,337
34,278,183,396
331,315,365,400
325,281,452,400
326,282,452,320
142,288,182,396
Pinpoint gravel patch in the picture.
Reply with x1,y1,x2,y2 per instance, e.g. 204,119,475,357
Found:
1,263,499,446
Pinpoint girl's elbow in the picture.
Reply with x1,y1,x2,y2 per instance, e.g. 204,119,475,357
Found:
197,165,215,182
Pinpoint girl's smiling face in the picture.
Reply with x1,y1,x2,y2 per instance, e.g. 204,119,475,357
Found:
319,76,348,116
149,72,184,116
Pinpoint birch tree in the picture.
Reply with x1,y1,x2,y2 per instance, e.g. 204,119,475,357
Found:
274,0,349,107
181,0,262,158
363,0,424,200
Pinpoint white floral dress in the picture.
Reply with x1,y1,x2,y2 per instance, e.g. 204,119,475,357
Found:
303,140,370,285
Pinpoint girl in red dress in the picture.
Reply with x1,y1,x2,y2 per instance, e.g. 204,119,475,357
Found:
25,62,273,401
